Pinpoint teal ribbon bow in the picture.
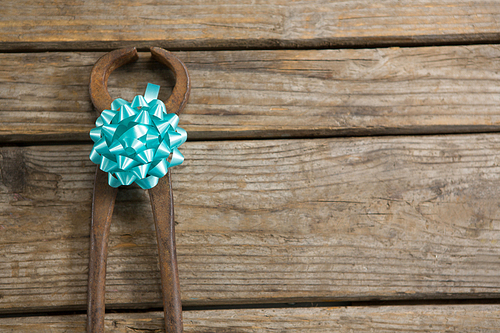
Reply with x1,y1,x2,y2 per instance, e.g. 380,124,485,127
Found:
89,83,187,189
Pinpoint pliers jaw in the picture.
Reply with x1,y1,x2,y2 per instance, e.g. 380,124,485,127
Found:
89,47,190,117
87,47,189,333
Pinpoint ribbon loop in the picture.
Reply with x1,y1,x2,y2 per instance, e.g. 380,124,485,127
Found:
89,83,187,189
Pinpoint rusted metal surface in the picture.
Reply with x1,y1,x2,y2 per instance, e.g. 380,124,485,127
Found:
149,170,182,332
87,168,118,333
88,47,190,333
150,47,191,117
89,47,139,118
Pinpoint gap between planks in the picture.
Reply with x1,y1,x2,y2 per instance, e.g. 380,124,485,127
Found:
3,298,500,319
3,34,500,54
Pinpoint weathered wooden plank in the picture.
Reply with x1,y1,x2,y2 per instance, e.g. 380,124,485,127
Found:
1,135,500,313
2,45,500,143
2,1,500,51
1,305,500,332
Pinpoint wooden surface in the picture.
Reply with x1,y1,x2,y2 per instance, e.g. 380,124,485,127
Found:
1,135,500,313
2,0,500,330
2,305,500,332
3,45,500,142
2,1,500,51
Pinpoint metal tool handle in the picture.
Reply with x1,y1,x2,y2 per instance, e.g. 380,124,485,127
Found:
87,169,118,332
149,170,183,333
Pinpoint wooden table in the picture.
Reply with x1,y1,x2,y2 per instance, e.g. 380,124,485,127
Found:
1,1,500,331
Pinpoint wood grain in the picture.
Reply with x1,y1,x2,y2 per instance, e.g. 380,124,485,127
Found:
2,1,500,51
2,45,500,143
1,305,500,332
1,135,500,313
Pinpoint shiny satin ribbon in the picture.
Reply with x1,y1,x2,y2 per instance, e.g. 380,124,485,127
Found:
89,83,187,189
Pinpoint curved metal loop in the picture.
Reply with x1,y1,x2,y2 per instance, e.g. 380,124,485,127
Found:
89,47,191,117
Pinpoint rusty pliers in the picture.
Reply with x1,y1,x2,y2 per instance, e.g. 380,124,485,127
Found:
87,47,190,333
